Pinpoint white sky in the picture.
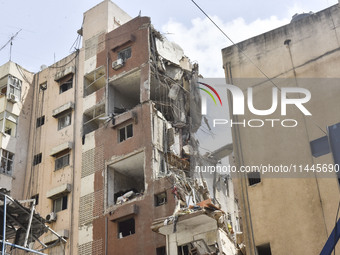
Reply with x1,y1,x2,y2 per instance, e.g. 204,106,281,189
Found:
0,0,338,77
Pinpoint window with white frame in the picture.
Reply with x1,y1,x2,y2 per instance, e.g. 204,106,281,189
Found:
7,75,21,101
0,112,18,137
53,195,68,213
0,149,14,175
118,124,133,143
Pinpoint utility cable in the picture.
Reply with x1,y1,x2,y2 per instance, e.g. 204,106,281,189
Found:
48,49,79,69
190,0,277,87
190,0,327,136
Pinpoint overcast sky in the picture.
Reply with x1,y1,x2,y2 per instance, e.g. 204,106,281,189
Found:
0,0,337,77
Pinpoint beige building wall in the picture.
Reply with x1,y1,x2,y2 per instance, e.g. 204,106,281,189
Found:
0,61,34,199
222,5,340,255
22,1,133,254
23,53,79,254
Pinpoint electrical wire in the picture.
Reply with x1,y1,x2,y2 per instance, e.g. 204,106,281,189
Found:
69,31,82,53
190,3,340,254
190,0,327,136
15,64,32,85
190,0,277,85
48,49,79,69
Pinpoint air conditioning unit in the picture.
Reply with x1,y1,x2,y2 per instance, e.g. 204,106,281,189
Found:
46,212,57,223
7,93,18,103
112,58,124,70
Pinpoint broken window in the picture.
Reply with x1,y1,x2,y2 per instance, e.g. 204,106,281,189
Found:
0,74,21,102
257,243,272,255
40,82,47,91
235,217,241,232
178,244,190,255
109,69,141,113
227,213,233,232
55,152,70,171
156,150,168,177
83,103,105,135
107,152,145,206
224,175,230,197
156,246,166,255
36,116,45,128
53,195,68,213
0,149,14,175
84,66,106,96
155,192,167,207
0,111,18,137
4,127,11,135
59,75,73,94
7,75,21,102
118,124,133,143
33,153,42,166
4,114,17,136
118,47,131,62
0,79,6,97
248,171,261,186
58,111,71,130
117,217,135,238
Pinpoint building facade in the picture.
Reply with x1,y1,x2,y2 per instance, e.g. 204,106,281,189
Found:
0,61,33,198
222,4,340,255
0,1,244,254
10,1,239,254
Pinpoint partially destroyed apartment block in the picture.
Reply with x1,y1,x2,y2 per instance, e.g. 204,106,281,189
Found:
0,1,244,254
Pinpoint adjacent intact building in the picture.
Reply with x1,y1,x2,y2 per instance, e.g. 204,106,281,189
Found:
0,62,33,198
222,4,340,255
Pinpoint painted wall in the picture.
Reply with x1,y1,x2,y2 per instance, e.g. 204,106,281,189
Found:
222,4,340,255
0,61,34,199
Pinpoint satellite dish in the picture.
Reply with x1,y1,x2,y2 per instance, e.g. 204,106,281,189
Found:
40,65,47,70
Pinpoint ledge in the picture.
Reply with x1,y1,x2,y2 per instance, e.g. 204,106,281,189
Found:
112,110,138,129
54,66,75,81
46,184,71,199
50,142,73,156
108,204,139,221
43,229,69,244
52,102,74,118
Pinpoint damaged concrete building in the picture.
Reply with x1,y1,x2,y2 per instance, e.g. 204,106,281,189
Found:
151,143,243,255
0,0,242,254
